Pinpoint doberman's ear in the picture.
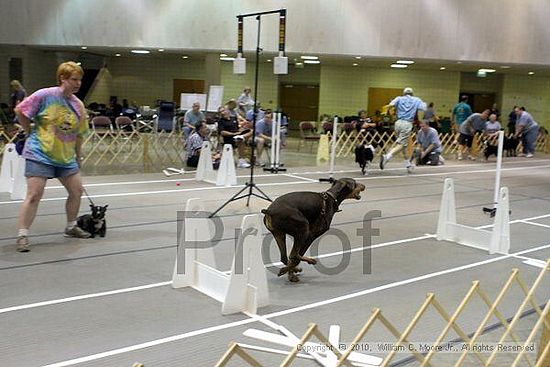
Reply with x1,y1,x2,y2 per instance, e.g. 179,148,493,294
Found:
339,178,356,191
331,178,355,195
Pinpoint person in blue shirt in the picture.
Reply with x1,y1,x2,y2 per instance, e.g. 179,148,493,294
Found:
514,107,539,157
451,95,472,132
414,120,443,166
379,87,426,172
252,111,276,166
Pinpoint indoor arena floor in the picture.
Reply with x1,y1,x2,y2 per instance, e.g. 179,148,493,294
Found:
1,155,549,367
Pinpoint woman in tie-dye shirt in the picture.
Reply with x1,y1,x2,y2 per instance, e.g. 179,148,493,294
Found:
14,61,91,253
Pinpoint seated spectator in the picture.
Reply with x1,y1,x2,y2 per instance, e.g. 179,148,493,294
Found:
484,113,502,138
217,108,252,168
414,120,443,166
355,109,380,148
253,112,278,166
354,109,377,132
245,102,265,122
183,102,206,140
186,123,209,168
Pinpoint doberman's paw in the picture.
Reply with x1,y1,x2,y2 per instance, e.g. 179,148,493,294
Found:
288,273,300,282
301,256,317,265
278,266,289,276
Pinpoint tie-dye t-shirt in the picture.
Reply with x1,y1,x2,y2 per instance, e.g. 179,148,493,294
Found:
17,86,89,168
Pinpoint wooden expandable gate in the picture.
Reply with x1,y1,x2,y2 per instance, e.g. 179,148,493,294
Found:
1,128,549,172
215,259,550,367
0,129,186,173
333,130,549,158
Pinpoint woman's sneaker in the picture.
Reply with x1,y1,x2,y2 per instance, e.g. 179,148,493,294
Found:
64,226,91,238
16,236,30,252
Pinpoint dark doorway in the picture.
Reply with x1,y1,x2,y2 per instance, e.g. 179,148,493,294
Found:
279,83,319,124
173,79,205,104
9,57,23,83
459,92,495,113
77,68,99,101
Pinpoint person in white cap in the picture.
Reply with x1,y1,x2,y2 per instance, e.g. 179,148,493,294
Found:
379,87,427,173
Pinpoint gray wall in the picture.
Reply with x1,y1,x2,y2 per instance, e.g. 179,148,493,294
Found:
1,0,549,65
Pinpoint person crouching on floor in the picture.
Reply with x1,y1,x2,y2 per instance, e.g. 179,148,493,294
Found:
185,123,208,168
414,120,444,166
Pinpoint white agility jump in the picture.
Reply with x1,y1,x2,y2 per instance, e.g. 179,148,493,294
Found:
436,177,510,255
172,198,268,315
194,140,217,184
194,142,237,187
0,143,27,200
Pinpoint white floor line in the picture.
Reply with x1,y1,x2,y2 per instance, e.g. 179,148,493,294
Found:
518,220,550,229
3,163,550,206
0,180,309,205
44,172,292,190
0,234,435,315
510,253,547,265
3,213,549,315
0,281,171,314
41,241,550,367
40,158,550,190
283,173,319,182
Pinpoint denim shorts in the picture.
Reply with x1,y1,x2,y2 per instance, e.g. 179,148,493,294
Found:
25,159,79,179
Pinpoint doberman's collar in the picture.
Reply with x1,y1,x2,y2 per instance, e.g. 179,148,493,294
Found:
320,191,341,215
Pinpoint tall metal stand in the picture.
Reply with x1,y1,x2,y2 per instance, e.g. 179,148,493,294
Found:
319,116,339,184
209,10,284,218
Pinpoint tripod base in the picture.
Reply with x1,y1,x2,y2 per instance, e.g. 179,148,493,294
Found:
209,182,272,217
263,166,286,173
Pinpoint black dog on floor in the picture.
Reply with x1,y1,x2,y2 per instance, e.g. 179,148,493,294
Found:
483,135,519,160
261,178,365,282
77,204,108,238
355,144,375,175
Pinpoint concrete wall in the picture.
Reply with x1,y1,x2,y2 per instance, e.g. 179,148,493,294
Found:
2,47,549,130
319,66,460,118
1,0,550,65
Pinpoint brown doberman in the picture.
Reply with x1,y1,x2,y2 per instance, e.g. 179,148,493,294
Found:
261,178,365,282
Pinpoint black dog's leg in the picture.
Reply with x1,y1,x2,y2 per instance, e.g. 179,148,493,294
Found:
298,241,317,265
278,234,306,282
272,230,288,265
285,233,312,282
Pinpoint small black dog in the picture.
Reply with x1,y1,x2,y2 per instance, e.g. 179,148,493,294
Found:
483,135,519,160
355,144,375,175
504,135,519,157
77,204,108,238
